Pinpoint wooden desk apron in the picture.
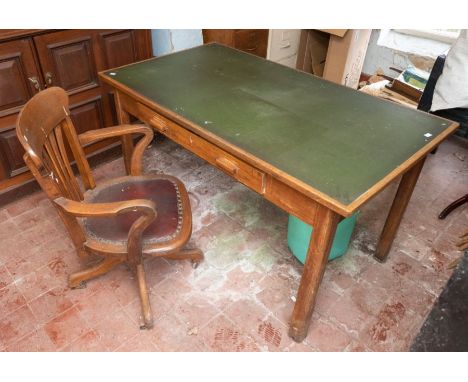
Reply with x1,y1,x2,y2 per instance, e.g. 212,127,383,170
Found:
99,43,459,342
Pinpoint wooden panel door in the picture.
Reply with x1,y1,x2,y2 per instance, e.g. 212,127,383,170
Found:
33,30,100,95
0,38,42,181
33,30,114,134
0,38,42,118
98,29,152,69
97,29,152,124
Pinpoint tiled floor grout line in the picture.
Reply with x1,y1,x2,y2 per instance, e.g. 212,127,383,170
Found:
0,296,28,325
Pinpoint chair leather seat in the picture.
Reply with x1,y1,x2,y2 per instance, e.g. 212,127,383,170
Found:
83,176,185,245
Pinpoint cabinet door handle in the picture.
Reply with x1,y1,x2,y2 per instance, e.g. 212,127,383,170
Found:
45,72,53,86
28,76,42,92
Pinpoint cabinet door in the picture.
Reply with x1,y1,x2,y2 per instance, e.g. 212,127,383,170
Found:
97,29,152,70
33,30,114,133
0,38,42,118
96,29,152,124
33,30,100,95
0,38,42,181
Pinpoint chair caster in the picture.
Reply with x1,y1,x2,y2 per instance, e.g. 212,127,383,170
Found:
70,280,87,289
191,260,200,269
140,322,154,330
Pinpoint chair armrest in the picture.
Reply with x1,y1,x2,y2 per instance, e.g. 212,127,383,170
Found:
78,124,153,146
54,196,156,260
54,196,156,218
78,124,154,176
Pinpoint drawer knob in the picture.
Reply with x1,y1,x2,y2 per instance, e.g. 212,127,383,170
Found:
216,157,239,175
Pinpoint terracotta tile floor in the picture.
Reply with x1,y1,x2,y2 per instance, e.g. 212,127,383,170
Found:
0,135,466,352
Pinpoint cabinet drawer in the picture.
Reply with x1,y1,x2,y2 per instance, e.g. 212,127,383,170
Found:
144,107,266,195
0,127,27,179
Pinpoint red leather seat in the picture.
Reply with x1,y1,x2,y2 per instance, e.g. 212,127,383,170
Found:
83,175,186,246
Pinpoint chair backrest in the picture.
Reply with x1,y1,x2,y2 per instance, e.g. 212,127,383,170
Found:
16,87,96,201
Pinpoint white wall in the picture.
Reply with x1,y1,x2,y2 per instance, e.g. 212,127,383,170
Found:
151,30,203,56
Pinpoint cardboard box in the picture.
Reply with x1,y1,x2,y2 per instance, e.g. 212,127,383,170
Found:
296,30,330,77
317,29,348,38
296,29,372,89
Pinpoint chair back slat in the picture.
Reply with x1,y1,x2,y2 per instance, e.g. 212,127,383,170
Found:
61,116,96,190
43,139,69,196
41,150,68,197
55,126,83,200
54,126,77,187
16,87,95,201
50,126,83,200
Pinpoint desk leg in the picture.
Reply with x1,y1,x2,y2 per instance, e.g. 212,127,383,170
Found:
375,157,426,262
115,91,134,175
289,205,340,342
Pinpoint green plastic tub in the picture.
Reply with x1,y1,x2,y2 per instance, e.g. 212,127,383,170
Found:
287,213,358,263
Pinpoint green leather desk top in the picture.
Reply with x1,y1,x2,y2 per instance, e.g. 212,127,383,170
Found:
103,44,456,208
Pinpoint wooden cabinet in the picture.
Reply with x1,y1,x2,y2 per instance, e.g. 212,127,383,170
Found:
0,29,152,193
202,29,269,58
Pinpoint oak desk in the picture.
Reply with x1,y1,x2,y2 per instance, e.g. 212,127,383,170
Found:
100,43,458,342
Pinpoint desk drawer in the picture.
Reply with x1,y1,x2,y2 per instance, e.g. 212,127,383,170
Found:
148,110,266,194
